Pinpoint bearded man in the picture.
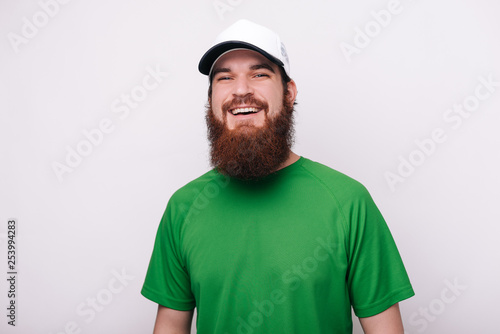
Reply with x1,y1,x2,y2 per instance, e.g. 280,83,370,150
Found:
141,19,414,334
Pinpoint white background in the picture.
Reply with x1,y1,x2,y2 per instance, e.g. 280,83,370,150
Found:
1,0,499,333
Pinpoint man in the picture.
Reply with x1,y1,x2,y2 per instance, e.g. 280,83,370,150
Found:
142,19,414,334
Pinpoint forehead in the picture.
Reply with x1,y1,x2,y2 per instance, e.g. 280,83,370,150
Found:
212,49,278,72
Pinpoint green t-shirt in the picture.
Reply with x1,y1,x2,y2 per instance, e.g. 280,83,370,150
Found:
141,157,414,333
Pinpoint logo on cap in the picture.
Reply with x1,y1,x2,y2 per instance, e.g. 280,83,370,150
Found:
280,43,289,66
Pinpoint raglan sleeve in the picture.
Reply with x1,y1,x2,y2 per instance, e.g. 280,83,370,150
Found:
141,197,196,310
345,185,414,318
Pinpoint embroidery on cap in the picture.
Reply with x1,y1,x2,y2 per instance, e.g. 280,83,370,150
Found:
281,43,289,64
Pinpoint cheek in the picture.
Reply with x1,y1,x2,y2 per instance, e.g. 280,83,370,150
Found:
210,99,226,122
267,93,284,116
210,93,222,111
211,89,228,117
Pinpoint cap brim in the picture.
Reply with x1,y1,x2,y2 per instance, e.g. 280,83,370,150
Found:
198,41,284,76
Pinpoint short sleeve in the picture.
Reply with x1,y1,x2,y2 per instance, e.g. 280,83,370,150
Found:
141,199,196,310
345,187,414,317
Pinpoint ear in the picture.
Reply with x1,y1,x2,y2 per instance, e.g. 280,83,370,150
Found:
285,80,298,104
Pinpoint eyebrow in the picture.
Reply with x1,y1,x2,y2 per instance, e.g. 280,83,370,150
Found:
211,67,231,77
249,63,276,73
211,63,276,78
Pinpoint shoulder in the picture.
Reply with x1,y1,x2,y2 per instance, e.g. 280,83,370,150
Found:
162,169,229,223
298,157,371,202
168,169,223,207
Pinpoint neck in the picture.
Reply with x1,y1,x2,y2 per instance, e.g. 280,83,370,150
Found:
276,151,300,171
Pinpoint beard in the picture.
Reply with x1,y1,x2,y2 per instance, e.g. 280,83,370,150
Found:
206,92,295,180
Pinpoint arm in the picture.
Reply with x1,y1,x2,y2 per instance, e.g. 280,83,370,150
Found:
153,304,194,334
358,303,404,334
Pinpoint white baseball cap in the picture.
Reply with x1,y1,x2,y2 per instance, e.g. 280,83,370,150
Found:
198,19,291,78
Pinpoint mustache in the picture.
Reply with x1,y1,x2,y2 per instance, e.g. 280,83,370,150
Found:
222,94,269,114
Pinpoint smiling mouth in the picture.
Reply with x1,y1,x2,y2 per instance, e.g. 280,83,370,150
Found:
229,107,261,116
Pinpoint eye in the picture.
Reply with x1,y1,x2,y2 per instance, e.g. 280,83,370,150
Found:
217,76,231,81
254,73,269,78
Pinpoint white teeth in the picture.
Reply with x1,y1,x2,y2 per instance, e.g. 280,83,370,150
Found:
231,107,260,115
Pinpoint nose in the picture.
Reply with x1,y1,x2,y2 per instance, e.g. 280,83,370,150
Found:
232,76,253,96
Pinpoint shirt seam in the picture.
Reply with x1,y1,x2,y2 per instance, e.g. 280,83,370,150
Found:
178,171,223,266
141,284,196,310
297,162,351,256
353,284,415,316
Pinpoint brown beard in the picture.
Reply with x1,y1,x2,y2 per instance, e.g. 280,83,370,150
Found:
206,92,295,180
